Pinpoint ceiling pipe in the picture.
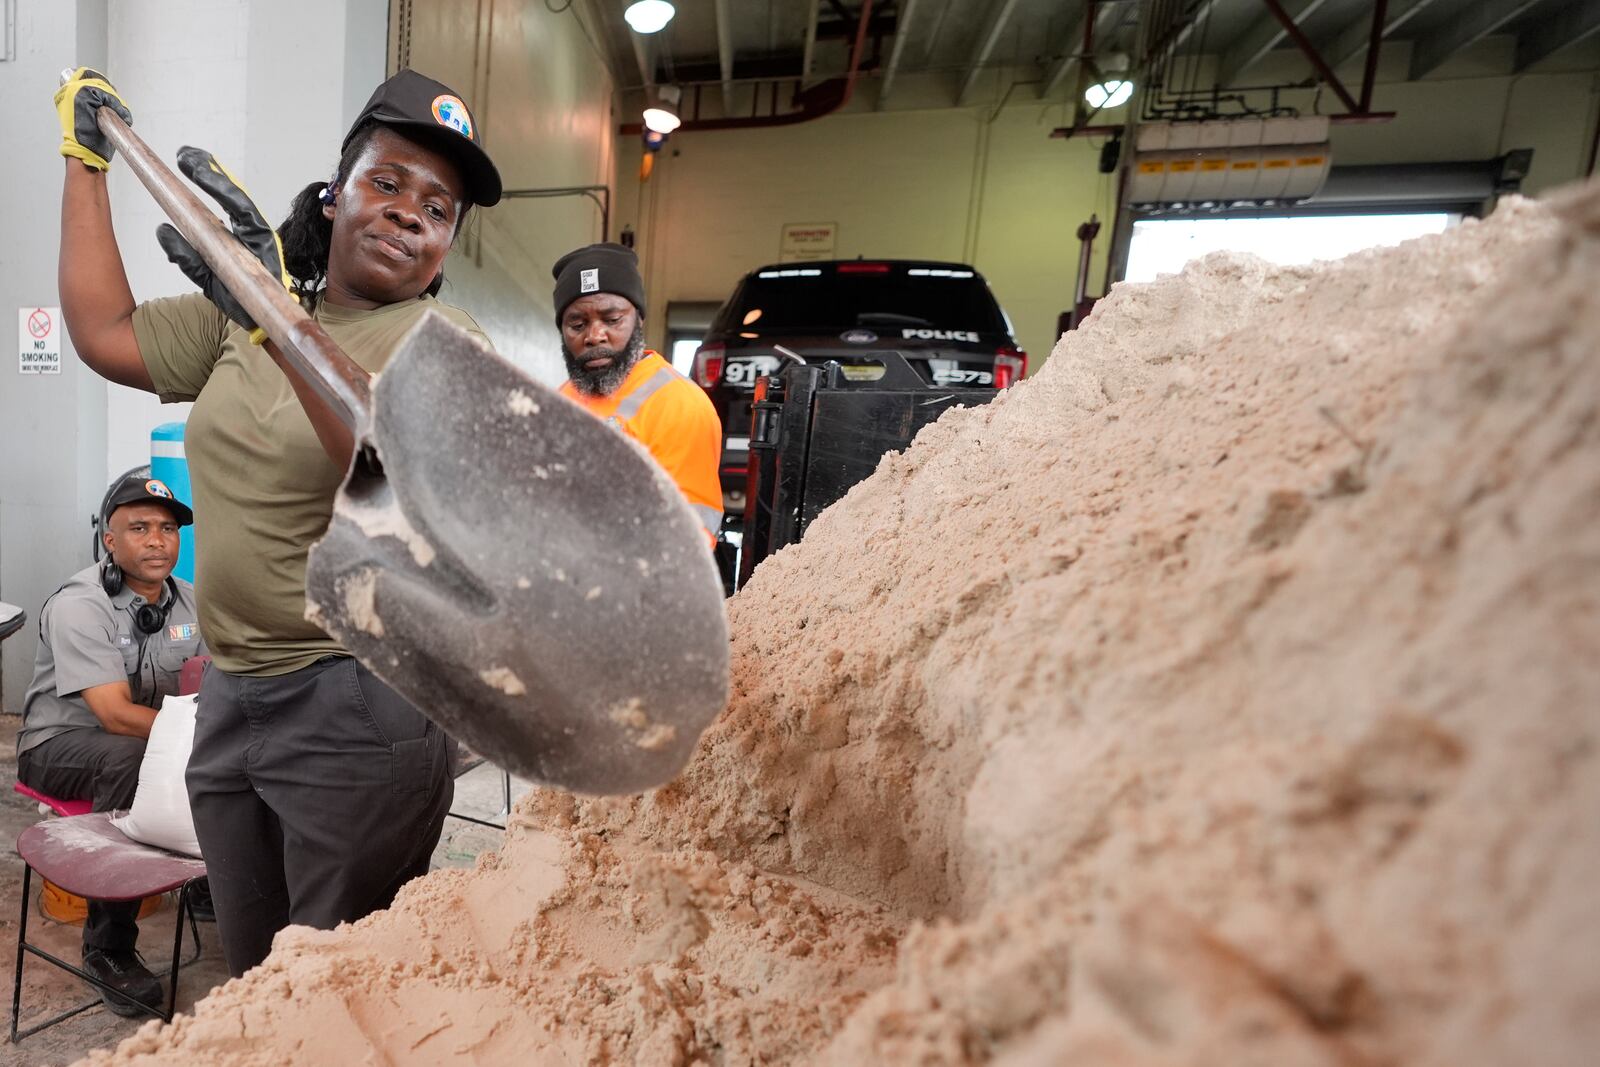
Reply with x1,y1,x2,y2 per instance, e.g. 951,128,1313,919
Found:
619,0,874,134
714,0,736,116
800,0,821,87
500,185,611,241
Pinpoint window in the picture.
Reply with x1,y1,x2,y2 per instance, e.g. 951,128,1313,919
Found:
670,337,702,375
1124,213,1454,283
713,268,1010,334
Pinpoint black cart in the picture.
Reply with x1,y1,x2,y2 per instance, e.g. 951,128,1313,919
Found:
727,352,1001,592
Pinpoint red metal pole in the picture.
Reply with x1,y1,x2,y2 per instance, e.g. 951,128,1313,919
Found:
1258,0,1360,113
1073,214,1100,319
1049,124,1125,138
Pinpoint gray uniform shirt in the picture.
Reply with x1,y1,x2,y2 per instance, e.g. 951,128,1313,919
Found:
18,563,206,756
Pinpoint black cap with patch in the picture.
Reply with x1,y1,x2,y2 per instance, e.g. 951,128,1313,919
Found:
344,69,503,207
106,476,194,527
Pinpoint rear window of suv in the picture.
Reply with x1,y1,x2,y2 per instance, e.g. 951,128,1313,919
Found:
712,264,1010,335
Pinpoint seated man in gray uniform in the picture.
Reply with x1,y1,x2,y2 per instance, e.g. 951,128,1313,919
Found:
17,474,206,1015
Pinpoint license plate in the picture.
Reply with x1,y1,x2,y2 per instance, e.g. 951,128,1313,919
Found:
929,366,993,386
723,356,780,386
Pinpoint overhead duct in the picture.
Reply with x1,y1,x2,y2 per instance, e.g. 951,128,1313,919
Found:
1127,116,1332,208
619,0,873,134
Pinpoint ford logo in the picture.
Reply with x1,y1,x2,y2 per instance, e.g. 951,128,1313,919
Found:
840,329,877,344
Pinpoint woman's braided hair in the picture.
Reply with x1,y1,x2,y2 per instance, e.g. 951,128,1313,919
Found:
277,123,472,310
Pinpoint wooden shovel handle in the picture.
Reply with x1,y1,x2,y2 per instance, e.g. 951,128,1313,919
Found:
94,105,372,435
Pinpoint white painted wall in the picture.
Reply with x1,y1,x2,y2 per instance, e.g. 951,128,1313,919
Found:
104,0,390,481
0,0,387,712
0,0,111,713
392,0,617,385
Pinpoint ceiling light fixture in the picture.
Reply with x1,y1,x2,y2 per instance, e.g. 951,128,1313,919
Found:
643,84,682,134
624,1,675,34
1084,79,1133,109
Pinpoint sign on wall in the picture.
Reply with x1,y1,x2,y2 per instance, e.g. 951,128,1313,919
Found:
19,307,61,375
779,222,837,262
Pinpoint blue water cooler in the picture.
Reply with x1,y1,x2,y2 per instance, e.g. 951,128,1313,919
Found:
149,422,195,583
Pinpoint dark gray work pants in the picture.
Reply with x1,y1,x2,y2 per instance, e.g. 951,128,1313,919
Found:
16,729,147,953
186,656,450,977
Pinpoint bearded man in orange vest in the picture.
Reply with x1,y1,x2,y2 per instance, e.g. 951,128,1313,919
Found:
553,243,723,545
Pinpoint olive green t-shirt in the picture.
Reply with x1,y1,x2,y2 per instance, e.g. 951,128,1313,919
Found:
132,293,491,676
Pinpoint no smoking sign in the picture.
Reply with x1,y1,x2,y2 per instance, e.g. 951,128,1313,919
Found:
19,306,62,375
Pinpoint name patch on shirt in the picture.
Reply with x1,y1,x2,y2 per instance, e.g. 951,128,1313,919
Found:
168,623,197,641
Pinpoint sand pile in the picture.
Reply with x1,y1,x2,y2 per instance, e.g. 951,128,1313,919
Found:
85,181,1598,1066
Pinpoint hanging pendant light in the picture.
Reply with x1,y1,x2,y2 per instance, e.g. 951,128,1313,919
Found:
1084,79,1133,109
643,84,682,134
624,1,676,34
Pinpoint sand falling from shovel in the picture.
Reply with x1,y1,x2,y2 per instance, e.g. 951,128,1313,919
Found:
81,182,1600,1066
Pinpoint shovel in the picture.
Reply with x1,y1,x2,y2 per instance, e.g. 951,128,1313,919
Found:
88,97,729,795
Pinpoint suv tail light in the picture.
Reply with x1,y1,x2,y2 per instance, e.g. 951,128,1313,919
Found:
692,343,725,389
993,346,1027,389
837,262,891,274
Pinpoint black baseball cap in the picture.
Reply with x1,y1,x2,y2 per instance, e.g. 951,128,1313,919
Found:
106,476,193,527
344,70,503,207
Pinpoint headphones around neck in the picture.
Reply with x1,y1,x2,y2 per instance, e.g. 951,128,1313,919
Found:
101,560,178,636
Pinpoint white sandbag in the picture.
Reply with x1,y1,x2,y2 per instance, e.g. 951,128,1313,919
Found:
111,693,201,857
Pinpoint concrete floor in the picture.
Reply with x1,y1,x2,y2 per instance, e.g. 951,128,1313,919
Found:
0,716,528,1066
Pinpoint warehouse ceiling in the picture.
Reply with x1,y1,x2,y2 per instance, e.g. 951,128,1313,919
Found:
589,0,1600,110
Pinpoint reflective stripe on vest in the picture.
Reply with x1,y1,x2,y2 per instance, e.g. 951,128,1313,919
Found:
691,502,723,535
609,363,722,536
614,364,679,422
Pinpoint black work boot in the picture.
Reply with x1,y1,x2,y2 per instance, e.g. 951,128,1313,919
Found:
81,947,164,1017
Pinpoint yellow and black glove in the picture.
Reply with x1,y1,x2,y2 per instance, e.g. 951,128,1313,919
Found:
156,147,296,346
54,67,132,171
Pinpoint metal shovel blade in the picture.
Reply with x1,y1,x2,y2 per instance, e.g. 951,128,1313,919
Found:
305,312,730,795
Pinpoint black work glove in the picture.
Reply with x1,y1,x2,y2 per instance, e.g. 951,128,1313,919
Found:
156,147,294,345
55,67,133,171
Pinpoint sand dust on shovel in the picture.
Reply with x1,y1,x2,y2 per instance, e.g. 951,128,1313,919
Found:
80,182,1600,1066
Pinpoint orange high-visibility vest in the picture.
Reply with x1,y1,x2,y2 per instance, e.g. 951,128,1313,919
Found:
560,351,723,545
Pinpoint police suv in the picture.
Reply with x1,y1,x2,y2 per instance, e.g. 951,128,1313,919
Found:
690,259,1026,517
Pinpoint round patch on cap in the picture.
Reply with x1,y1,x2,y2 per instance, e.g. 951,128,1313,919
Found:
431,94,473,139
145,479,174,499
